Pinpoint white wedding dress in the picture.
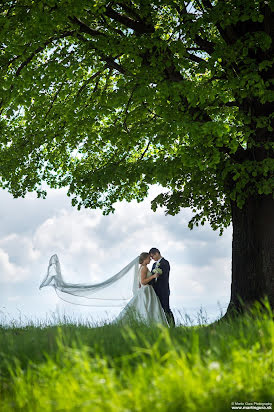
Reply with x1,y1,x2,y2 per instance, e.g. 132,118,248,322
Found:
115,265,168,325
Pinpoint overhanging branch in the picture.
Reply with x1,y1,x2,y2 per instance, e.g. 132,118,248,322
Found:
185,51,207,64
105,6,155,34
15,31,75,77
74,32,130,76
139,141,151,160
45,82,65,119
76,66,108,97
69,16,105,37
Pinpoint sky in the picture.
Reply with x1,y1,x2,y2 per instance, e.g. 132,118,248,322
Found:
0,185,232,326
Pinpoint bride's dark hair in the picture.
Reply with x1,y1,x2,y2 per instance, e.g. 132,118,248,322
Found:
139,252,149,264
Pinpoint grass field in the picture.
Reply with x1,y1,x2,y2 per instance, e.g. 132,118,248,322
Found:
0,302,273,412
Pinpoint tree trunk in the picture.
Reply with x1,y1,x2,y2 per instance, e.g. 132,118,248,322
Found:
225,194,274,316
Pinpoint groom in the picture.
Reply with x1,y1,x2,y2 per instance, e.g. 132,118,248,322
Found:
149,248,175,327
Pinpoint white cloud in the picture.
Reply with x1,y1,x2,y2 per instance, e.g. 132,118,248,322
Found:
0,234,40,265
7,296,21,302
0,248,29,283
171,257,231,302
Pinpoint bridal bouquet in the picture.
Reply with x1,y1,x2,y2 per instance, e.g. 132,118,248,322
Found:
152,262,162,282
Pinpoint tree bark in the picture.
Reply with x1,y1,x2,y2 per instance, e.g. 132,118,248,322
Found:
225,195,274,316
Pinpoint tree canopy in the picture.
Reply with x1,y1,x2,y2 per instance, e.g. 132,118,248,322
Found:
0,0,273,234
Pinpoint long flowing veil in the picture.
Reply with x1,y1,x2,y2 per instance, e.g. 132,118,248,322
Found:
39,255,140,307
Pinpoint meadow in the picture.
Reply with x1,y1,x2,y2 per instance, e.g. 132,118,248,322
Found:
0,302,273,412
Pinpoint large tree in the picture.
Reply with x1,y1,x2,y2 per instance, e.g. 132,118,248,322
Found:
0,0,273,315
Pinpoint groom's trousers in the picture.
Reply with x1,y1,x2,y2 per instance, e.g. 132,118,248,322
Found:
157,293,175,327
165,309,175,327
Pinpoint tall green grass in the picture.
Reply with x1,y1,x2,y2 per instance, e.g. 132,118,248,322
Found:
0,302,273,412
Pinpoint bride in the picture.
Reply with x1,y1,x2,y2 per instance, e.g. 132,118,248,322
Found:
116,252,168,325
39,252,169,325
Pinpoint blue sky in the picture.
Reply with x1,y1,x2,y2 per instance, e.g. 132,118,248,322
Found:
0,185,232,325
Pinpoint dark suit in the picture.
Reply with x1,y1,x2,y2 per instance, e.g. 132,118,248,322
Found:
150,258,175,326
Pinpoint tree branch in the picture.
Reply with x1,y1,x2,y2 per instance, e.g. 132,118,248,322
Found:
73,32,130,76
105,6,155,34
45,82,65,119
15,45,44,77
15,31,75,77
99,15,125,37
69,16,105,37
103,56,127,74
185,51,206,64
200,0,213,9
139,141,151,160
200,0,239,45
175,4,215,55
142,102,164,120
123,84,138,131
76,66,108,98
194,35,214,55
102,68,114,94
116,2,143,21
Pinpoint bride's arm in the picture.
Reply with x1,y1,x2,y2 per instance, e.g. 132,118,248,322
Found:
141,266,157,285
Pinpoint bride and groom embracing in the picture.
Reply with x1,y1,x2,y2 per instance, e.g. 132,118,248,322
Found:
39,247,175,327
117,248,175,327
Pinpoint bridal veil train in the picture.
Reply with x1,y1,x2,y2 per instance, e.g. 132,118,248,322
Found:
39,254,168,325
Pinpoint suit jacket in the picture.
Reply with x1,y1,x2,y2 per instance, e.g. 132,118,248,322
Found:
150,258,170,310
